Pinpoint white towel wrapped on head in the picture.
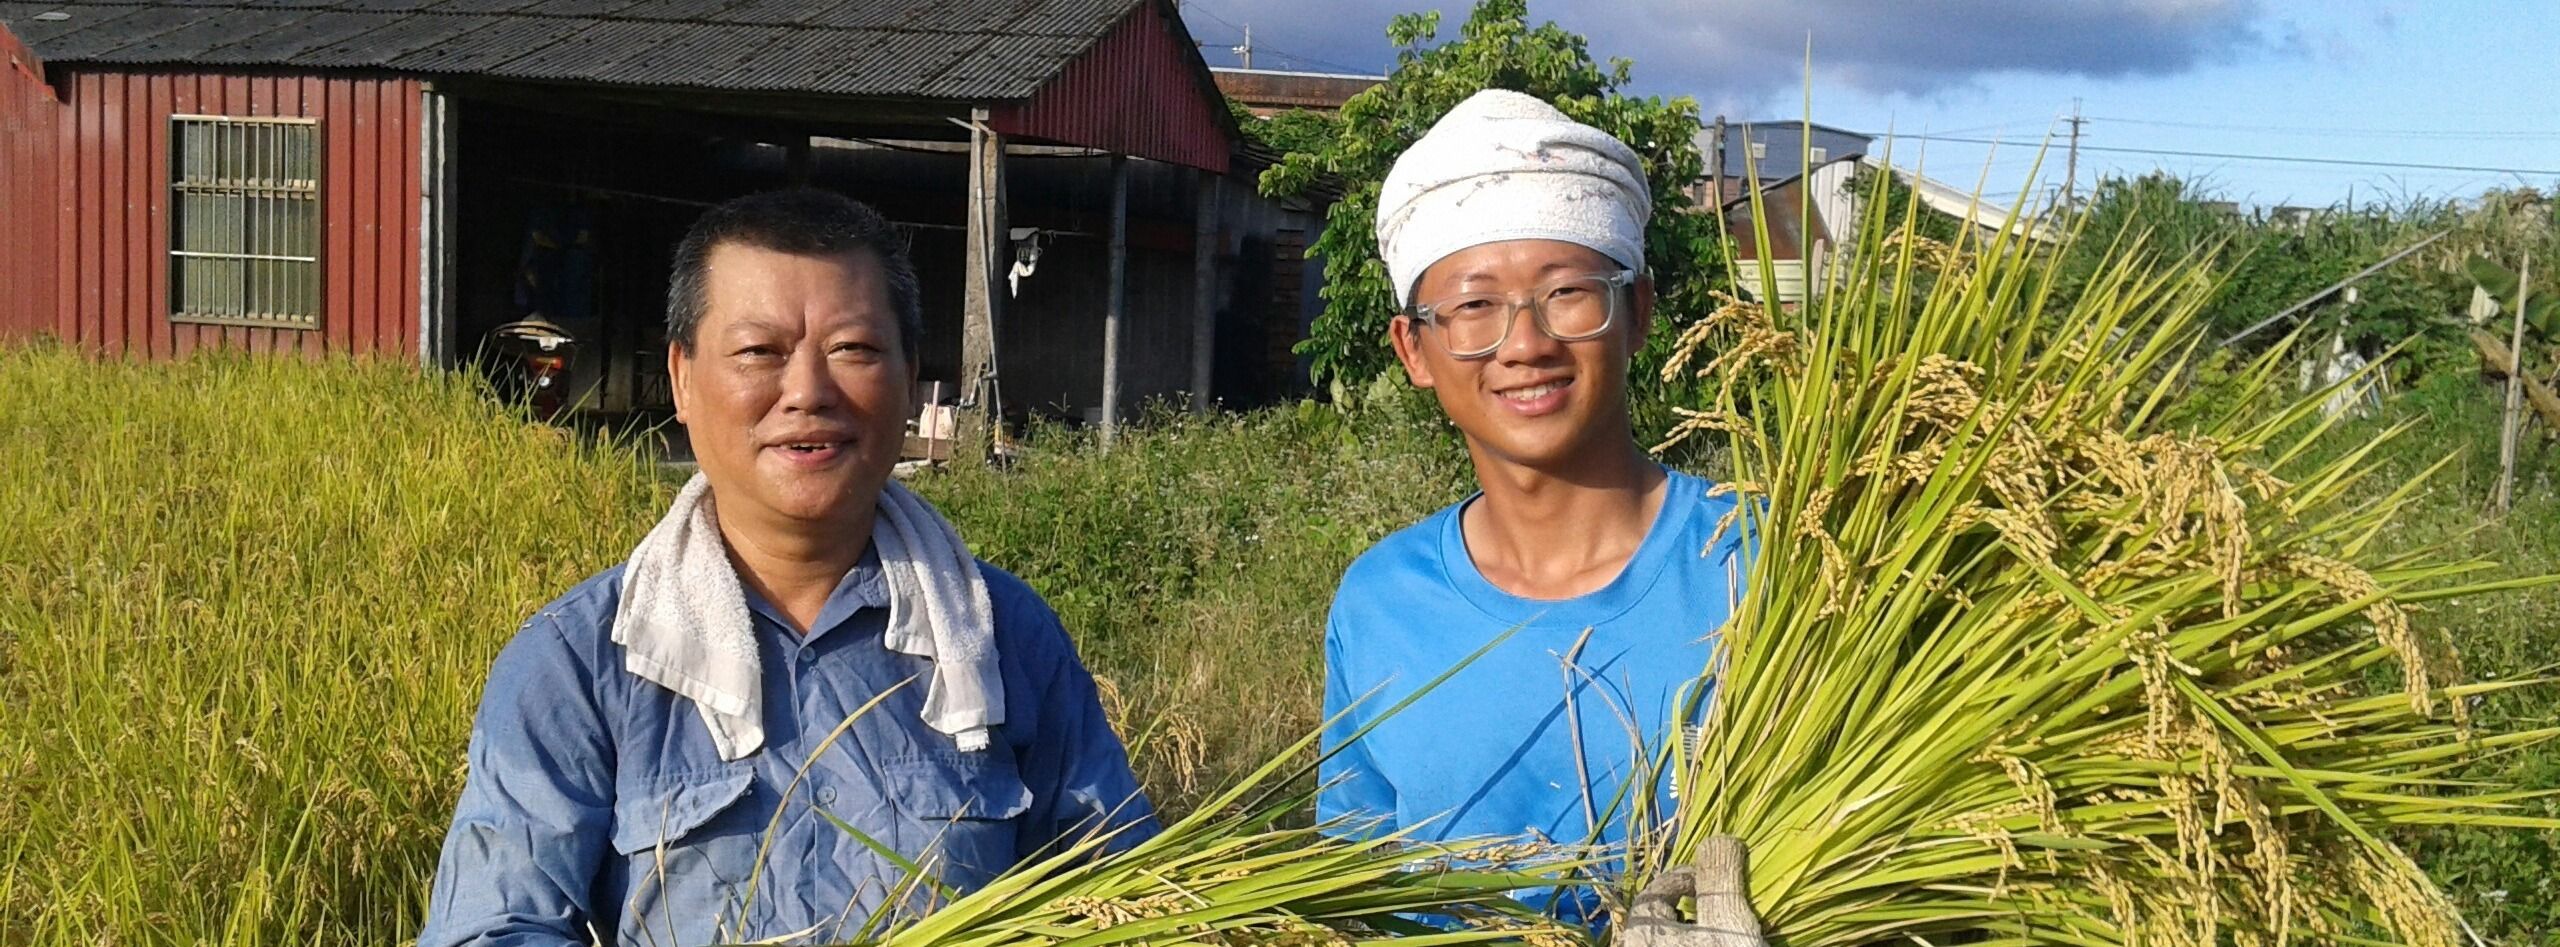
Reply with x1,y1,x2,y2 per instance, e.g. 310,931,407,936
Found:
1376,88,1653,308
611,473,1004,761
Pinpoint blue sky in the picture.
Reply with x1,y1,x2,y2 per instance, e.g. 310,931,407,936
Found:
1178,0,2560,211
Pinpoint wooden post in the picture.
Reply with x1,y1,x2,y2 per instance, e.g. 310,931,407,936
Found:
1101,155,1130,445
1710,114,1727,206
2497,253,2532,514
785,136,813,186
960,109,1007,462
1189,168,1218,414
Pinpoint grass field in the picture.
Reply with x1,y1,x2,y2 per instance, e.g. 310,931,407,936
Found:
2313,371,2560,940
0,345,2551,943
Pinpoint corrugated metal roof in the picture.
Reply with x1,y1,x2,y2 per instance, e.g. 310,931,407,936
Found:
0,0,1146,100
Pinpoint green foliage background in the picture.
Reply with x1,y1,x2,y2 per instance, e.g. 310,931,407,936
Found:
1252,0,1726,444
2054,174,2560,383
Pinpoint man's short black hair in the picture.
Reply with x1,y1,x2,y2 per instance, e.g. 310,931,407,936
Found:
665,188,922,366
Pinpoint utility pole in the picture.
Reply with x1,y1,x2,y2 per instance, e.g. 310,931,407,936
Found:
1709,114,1727,208
1231,24,1252,69
2062,99,2085,209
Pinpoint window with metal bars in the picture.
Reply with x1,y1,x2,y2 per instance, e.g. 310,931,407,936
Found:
169,115,321,328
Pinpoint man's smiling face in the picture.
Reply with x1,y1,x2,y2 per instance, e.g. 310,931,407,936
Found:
669,242,914,535
1389,239,1652,474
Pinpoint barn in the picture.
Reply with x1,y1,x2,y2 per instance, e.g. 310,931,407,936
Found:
0,0,1326,434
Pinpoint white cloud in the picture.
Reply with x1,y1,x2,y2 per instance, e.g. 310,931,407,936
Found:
1185,0,2290,112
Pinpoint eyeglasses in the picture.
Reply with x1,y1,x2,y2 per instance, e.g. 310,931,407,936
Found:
1406,269,1636,360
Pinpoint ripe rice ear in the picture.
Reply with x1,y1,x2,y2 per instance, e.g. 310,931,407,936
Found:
1637,157,2560,946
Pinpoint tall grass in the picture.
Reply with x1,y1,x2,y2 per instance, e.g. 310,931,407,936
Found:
2300,371,2560,940
0,346,671,943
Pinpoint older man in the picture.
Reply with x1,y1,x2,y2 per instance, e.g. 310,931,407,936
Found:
421,189,1154,946
1316,90,1751,921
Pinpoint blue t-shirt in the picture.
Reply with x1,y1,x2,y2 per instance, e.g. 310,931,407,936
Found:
1318,469,1745,855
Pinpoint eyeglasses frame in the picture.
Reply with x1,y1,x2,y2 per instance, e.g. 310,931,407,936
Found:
1404,268,1639,360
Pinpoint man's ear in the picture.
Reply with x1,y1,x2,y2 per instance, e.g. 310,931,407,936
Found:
1388,314,1437,389
667,339,694,425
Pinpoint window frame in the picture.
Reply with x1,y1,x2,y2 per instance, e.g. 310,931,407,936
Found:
167,113,324,330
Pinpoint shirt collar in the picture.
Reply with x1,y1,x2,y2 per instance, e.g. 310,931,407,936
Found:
740,543,892,640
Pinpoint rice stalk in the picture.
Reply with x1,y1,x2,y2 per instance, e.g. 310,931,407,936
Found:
1635,162,2560,945
842,665,1590,947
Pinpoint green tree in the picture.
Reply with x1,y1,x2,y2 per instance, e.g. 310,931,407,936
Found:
1258,0,1725,419
1229,101,1342,159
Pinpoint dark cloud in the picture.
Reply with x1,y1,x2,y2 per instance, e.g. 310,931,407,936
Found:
1180,0,2291,113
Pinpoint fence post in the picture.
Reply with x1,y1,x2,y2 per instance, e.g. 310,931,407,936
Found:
2496,253,2532,514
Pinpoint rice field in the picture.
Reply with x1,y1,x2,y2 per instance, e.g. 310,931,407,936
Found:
0,337,2550,943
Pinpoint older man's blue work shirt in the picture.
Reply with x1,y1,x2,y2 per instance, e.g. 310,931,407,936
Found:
419,553,1156,947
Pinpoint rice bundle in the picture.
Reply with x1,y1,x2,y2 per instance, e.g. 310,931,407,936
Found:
1636,176,2560,944
842,672,1584,947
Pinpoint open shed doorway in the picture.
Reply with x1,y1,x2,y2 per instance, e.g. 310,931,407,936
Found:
449,98,755,440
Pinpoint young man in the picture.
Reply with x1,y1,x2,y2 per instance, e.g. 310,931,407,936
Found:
1317,90,1748,888
421,190,1154,946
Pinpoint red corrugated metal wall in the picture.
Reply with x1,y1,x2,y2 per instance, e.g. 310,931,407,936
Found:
990,0,1230,174
0,29,61,343
0,60,421,359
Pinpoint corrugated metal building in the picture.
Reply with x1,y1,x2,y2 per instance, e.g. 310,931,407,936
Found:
1211,67,1380,117
0,0,1321,425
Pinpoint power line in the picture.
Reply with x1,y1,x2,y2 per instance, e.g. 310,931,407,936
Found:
1871,133,2560,177
2090,116,2560,140
1177,1,1373,74
1909,117,2067,138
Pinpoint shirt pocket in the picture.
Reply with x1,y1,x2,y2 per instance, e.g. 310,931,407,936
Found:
882,751,1033,892
611,766,756,856
609,765,762,941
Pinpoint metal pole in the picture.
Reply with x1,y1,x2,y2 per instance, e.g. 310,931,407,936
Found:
1189,167,1218,413
2219,229,2449,348
1101,155,1129,445
417,87,451,366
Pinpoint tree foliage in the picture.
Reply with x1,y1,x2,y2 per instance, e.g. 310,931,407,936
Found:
1228,101,1343,160
1257,0,1725,410
2050,173,2494,371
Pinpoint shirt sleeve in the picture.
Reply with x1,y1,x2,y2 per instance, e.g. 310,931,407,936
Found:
1316,615,1397,838
418,616,616,947
996,584,1161,861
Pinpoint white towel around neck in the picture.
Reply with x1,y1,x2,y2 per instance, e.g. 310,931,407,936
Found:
611,473,1003,761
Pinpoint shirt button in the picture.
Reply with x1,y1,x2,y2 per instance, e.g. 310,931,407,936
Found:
818,787,838,805
798,650,816,665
